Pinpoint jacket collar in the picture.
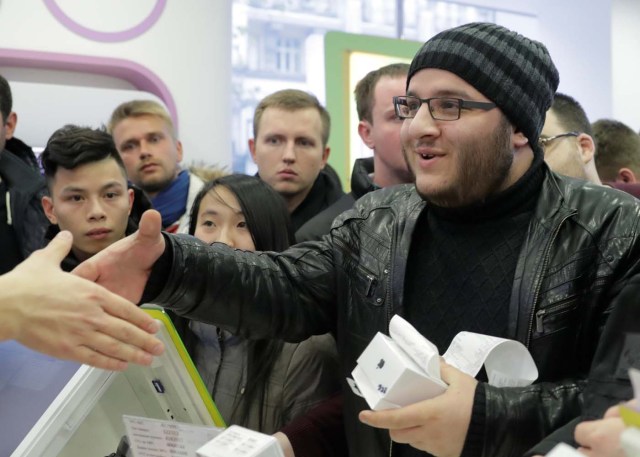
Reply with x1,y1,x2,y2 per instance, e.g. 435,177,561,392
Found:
290,168,344,231
350,157,378,199
0,149,44,196
5,137,39,172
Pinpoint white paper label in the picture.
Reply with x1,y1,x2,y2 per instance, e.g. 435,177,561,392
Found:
123,415,221,457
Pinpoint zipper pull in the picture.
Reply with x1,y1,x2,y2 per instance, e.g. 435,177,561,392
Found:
365,274,377,297
535,309,546,333
216,327,224,347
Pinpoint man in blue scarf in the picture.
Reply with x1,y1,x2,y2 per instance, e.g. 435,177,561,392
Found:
108,100,204,233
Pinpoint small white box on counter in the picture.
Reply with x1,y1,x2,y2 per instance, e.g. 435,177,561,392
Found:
197,425,284,457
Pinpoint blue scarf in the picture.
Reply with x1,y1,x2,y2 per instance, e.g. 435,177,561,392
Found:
151,169,189,228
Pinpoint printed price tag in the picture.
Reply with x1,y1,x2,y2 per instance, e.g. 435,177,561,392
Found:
123,415,221,457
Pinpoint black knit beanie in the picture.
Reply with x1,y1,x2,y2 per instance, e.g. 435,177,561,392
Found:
407,22,559,147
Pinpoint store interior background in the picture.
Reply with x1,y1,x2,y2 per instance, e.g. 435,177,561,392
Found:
0,0,637,183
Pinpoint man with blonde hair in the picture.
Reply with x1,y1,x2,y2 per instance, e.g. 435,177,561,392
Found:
108,100,203,233
250,89,343,232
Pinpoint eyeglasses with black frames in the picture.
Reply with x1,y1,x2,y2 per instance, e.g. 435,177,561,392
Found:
393,95,497,121
538,132,580,150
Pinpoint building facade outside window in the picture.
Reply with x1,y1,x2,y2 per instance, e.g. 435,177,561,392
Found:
231,0,533,174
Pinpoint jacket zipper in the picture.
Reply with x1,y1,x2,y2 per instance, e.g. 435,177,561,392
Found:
365,274,377,297
535,300,577,333
335,198,416,457
211,327,225,397
526,212,575,347
536,274,609,332
336,238,394,456
5,191,12,225
387,214,402,457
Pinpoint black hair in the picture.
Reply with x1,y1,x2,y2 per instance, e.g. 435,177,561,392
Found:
40,125,127,190
189,174,294,430
550,93,593,136
189,174,294,249
0,74,12,123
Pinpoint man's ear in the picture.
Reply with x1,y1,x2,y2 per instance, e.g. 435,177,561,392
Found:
511,128,529,149
577,133,596,164
320,146,330,169
175,140,184,163
4,112,17,140
358,120,375,149
248,138,257,162
127,188,134,215
617,167,638,184
41,196,57,224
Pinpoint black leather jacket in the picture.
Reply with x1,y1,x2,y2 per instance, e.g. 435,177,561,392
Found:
147,169,640,457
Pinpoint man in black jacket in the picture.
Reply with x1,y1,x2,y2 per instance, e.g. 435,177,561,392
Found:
0,74,48,274
296,63,412,242
249,89,344,232
77,23,640,457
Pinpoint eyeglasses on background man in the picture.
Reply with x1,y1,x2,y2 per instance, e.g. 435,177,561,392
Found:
538,131,580,150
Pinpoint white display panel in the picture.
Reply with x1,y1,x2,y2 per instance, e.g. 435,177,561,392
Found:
5,309,224,457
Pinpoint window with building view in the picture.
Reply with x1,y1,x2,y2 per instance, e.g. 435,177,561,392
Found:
231,0,534,174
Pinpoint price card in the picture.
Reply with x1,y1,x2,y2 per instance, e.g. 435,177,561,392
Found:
123,415,222,457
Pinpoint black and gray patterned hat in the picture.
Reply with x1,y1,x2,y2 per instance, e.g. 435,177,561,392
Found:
408,22,559,147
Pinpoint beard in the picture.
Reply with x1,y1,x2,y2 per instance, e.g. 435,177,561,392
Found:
135,163,180,195
138,174,176,194
405,116,514,207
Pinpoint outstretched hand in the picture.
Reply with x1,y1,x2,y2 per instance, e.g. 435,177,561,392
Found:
73,209,165,303
573,403,629,457
0,230,164,370
531,402,634,457
359,360,477,457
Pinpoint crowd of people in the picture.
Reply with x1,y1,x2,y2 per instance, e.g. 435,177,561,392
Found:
2,20,640,457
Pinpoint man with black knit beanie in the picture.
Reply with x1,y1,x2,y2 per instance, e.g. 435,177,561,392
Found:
77,23,640,457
